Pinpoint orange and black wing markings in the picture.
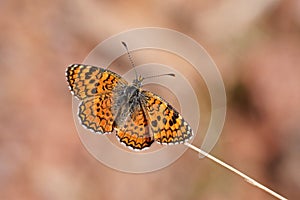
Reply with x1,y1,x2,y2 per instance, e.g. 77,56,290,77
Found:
141,90,193,144
66,64,193,150
65,64,128,100
115,102,153,150
78,93,116,134
66,64,128,134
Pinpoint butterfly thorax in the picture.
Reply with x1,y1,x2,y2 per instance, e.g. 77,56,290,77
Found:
111,78,144,128
124,85,140,101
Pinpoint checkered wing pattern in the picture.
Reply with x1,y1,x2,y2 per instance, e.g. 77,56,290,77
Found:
66,64,127,100
66,64,128,134
115,102,153,150
141,90,193,144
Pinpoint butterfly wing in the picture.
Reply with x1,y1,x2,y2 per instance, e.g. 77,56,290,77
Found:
78,93,115,134
66,64,128,100
66,64,128,134
115,100,153,150
141,90,193,144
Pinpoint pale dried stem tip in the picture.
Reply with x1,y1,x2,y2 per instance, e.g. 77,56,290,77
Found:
184,143,288,200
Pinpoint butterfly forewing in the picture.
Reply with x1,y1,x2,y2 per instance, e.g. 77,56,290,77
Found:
66,64,128,100
141,90,193,144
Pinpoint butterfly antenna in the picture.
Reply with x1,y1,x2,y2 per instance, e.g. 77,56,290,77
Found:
143,73,176,80
122,41,138,79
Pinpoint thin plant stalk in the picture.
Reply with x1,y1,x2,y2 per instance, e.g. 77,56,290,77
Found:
185,143,288,200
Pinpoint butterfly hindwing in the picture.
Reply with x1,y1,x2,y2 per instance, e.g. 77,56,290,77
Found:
115,101,154,150
66,64,128,100
78,93,115,134
141,90,193,144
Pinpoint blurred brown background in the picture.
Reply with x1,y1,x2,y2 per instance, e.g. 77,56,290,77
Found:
0,0,299,199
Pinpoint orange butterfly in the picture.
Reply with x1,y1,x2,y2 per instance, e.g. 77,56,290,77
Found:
66,45,193,150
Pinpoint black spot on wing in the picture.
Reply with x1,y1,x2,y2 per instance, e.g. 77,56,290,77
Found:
151,120,157,127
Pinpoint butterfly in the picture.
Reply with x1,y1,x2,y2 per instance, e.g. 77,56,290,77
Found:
65,63,193,150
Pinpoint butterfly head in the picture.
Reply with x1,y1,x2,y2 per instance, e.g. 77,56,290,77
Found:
132,75,144,88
